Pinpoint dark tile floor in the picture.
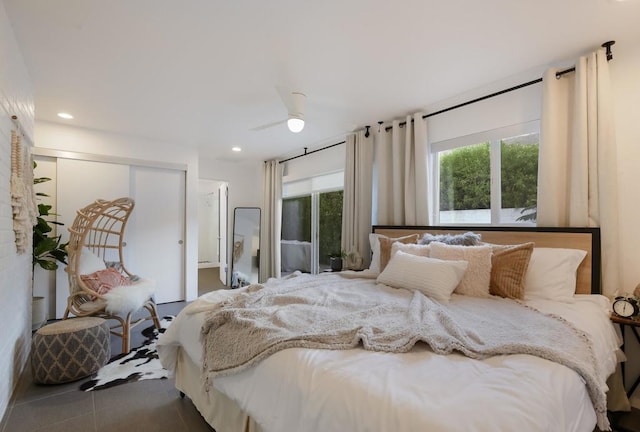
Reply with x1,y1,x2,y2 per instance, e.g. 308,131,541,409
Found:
609,408,640,432
0,301,214,432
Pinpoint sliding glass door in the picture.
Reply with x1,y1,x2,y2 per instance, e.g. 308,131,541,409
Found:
282,172,343,274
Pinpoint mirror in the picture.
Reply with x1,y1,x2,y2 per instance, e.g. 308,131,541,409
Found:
231,207,261,288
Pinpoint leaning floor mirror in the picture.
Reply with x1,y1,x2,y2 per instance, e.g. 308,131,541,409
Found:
231,207,261,288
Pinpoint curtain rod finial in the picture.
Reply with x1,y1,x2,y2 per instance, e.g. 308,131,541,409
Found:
602,40,615,61
365,125,370,137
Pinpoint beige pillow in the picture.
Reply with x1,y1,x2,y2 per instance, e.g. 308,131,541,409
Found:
369,233,419,273
378,235,420,272
377,251,468,303
390,242,431,261
429,242,493,297
488,243,535,299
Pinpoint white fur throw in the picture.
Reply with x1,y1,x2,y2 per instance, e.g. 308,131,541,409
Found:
104,278,155,314
201,273,608,430
418,231,481,246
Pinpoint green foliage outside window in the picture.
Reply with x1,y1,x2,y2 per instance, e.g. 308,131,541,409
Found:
318,190,342,266
501,142,538,209
439,139,538,214
440,143,490,211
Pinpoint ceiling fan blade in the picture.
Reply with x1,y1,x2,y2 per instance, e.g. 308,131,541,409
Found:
275,85,295,112
249,118,287,131
275,86,306,116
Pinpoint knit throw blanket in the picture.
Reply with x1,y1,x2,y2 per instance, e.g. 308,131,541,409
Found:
201,273,608,430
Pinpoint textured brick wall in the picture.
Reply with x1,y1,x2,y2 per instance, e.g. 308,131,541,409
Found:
0,1,35,422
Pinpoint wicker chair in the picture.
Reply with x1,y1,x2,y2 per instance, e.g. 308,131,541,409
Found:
63,197,161,353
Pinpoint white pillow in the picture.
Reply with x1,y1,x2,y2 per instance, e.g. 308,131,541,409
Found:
368,233,418,273
429,242,493,298
524,248,588,302
377,251,468,303
390,242,431,260
78,247,106,275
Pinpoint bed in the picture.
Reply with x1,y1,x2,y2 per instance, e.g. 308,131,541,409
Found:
158,226,623,432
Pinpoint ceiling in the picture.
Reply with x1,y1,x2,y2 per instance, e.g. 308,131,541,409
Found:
4,0,640,162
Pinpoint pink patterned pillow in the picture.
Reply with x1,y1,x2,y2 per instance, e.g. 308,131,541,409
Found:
80,267,132,296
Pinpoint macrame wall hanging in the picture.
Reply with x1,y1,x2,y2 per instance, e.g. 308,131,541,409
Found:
10,130,38,254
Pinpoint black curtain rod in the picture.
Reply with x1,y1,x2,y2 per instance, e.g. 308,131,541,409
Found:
276,41,614,163
385,40,615,132
279,140,346,164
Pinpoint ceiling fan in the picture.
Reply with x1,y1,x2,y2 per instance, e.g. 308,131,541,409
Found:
250,87,307,133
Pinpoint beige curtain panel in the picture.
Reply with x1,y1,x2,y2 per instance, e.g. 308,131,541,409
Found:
375,112,431,226
537,48,621,297
341,130,374,269
260,160,283,282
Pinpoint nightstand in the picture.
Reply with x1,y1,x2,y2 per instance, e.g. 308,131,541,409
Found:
610,314,640,398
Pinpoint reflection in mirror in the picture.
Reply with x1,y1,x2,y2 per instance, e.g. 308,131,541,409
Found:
198,180,228,295
231,207,261,288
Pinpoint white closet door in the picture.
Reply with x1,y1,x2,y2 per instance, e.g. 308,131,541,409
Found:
55,159,131,318
129,166,185,303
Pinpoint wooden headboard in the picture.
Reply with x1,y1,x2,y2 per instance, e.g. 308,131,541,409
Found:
372,226,601,295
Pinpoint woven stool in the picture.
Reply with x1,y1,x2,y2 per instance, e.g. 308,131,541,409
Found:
31,317,110,384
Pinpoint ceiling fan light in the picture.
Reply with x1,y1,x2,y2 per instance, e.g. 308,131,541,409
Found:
287,117,305,133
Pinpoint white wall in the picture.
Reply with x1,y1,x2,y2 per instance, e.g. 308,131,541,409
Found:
0,0,34,421
281,144,346,183
610,40,640,407
34,121,201,301
611,41,640,299
427,78,542,144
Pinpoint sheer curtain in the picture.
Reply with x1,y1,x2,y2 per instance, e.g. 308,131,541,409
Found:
260,160,282,282
341,130,374,269
537,48,620,297
375,112,431,225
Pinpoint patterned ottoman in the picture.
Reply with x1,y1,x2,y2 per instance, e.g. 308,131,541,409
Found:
31,317,110,384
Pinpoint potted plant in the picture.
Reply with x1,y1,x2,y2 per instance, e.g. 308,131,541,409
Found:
328,250,347,272
32,163,68,329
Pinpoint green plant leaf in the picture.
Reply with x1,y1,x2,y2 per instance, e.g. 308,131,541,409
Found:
36,259,58,271
32,164,68,272
38,203,52,216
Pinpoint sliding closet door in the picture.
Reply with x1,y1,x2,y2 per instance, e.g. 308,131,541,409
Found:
128,166,186,303
55,159,131,317
54,158,187,317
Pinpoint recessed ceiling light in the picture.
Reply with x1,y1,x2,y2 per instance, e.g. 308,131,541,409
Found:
232,147,242,152
57,112,74,119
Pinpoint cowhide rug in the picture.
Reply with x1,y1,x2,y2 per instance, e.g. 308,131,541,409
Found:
80,315,174,391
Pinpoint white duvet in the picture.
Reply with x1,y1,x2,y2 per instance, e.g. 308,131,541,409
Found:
158,279,620,432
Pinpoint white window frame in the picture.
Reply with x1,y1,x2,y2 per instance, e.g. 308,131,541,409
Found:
430,120,540,226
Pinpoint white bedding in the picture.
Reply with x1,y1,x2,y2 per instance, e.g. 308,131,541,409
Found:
158,277,620,432
280,240,312,273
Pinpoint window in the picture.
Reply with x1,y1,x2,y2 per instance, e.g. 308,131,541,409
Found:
432,121,539,225
282,172,343,274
